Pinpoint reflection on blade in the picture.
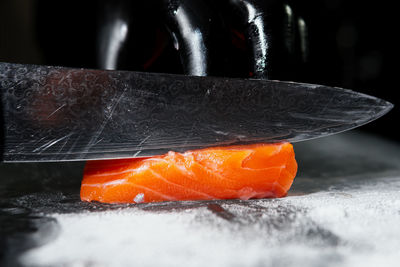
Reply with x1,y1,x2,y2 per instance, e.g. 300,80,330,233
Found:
0,62,393,162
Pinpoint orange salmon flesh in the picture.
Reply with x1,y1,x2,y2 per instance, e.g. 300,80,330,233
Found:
80,143,297,204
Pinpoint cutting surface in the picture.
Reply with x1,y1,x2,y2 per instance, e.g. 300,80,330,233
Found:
1,131,400,267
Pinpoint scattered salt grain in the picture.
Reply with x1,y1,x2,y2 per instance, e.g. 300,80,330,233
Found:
133,193,144,203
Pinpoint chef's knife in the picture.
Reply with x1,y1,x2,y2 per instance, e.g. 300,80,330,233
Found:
0,62,393,162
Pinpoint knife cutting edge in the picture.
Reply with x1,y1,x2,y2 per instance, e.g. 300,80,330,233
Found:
0,62,393,162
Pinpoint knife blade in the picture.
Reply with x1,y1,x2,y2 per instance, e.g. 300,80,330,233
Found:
0,62,393,162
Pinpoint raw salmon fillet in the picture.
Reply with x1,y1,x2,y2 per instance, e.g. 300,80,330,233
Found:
80,143,297,203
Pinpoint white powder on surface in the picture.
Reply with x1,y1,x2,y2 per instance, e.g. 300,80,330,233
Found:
18,132,400,267
20,176,400,267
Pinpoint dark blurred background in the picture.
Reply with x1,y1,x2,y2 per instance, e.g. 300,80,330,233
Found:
0,0,398,142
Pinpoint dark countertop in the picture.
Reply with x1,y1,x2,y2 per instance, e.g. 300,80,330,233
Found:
1,131,400,267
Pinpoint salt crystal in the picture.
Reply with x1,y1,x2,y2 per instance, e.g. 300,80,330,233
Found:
133,193,144,203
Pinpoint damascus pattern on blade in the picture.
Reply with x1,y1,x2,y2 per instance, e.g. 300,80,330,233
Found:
0,62,393,161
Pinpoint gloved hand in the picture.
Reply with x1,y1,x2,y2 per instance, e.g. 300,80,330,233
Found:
96,0,309,80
